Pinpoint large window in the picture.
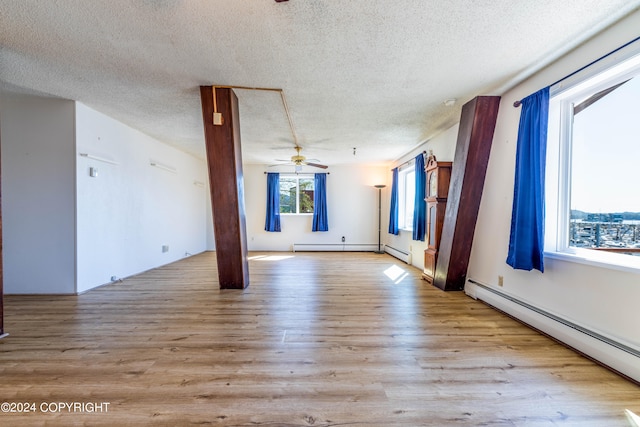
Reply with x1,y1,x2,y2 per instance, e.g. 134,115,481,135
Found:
547,43,640,270
279,175,314,214
398,167,415,230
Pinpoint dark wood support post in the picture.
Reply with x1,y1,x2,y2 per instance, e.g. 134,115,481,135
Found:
0,129,4,336
200,86,250,289
434,96,500,291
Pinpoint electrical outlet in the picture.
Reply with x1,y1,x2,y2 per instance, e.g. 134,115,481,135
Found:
498,275,504,287
341,236,345,242
162,245,169,253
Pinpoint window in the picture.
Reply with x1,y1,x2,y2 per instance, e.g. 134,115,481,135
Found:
398,167,415,230
279,175,314,214
546,43,640,271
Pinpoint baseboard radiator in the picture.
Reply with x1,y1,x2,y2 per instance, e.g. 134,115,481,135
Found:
467,278,640,383
292,243,378,252
384,245,411,264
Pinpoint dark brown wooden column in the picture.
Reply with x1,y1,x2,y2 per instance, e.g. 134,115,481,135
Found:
434,96,500,291
200,86,249,289
0,127,4,336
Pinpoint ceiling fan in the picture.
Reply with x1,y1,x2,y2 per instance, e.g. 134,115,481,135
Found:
272,145,328,171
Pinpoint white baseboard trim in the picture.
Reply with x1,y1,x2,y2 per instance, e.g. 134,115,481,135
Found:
466,278,640,383
384,245,411,263
292,243,377,252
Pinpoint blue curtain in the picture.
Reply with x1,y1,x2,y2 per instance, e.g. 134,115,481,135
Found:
312,173,328,232
264,172,281,232
506,87,550,272
388,168,399,235
412,153,427,241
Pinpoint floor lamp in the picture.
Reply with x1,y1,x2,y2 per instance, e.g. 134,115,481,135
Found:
374,185,386,254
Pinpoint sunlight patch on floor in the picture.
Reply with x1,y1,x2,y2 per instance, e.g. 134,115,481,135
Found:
384,265,409,284
626,409,640,427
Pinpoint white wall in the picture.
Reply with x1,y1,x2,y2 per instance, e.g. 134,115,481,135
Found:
384,124,458,270
0,92,77,294
466,10,640,381
75,103,209,292
244,164,388,251
0,94,210,294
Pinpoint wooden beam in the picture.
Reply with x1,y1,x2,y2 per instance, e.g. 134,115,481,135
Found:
199,86,250,289
0,131,3,335
434,96,501,291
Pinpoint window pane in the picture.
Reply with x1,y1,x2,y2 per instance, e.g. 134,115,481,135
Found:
398,172,406,228
569,76,640,254
404,170,415,230
279,177,296,213
298,177,314,213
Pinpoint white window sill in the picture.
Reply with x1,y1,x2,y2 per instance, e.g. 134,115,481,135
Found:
544,249,640,274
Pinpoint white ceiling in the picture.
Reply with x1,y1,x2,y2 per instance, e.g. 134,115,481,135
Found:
1,1,639,167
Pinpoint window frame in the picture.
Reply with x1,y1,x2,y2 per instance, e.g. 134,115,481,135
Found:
278,174,314,215
545,41,640,273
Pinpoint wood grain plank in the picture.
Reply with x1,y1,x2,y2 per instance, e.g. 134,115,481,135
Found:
0,252,638,426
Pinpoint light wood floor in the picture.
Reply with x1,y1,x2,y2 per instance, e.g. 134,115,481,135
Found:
1,252,639,426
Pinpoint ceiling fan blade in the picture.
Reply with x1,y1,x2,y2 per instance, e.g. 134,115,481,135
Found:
305,162,328,169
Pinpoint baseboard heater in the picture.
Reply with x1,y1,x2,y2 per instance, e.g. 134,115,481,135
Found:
292,243,377,252
467,278,640,382
384,245,411,264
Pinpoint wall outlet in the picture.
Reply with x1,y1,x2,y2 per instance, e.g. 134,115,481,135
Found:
162,245,169,253
498,275,504,287
341,236,345,242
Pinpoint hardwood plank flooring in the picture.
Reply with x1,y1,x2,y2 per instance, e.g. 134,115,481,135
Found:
0,251,638,426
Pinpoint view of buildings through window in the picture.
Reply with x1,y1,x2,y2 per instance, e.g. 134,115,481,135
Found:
279,175,314,214
569,71,640,256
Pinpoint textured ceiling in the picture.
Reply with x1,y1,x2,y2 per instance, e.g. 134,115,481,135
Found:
1,1,639,166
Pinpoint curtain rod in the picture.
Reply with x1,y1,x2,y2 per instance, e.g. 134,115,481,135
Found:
392,151,427,171
513,35,640,107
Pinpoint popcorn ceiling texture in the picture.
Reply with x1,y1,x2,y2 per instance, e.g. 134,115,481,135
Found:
1,0,638,164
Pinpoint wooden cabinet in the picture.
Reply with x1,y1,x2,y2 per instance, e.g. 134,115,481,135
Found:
422,155,452,284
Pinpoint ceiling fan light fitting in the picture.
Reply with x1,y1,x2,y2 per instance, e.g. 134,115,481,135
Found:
275,145,328,170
